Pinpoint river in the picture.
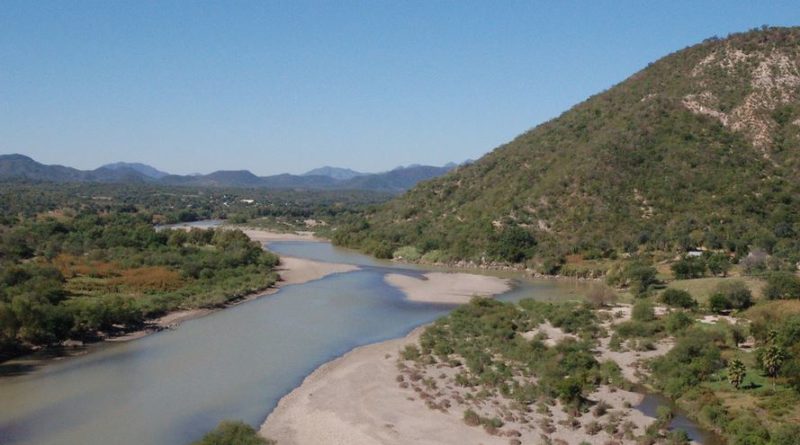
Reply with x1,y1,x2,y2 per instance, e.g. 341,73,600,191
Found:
0,235,719,445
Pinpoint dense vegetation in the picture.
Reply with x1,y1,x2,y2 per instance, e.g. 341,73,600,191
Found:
401,298,697,444
0,181,389,227
405,296,800,445
0,209,278,359
334,27,800,271
0,181,388,360
600,291,800,445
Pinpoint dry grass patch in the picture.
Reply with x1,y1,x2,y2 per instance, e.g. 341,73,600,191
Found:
743,300,800,323
666,276,765,304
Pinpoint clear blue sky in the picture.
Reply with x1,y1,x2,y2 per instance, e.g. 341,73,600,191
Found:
1,1,798,175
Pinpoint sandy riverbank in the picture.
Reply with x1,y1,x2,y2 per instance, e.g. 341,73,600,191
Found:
241,228,322,243
260,321,664,445
260,326,484,445
384,272,511,304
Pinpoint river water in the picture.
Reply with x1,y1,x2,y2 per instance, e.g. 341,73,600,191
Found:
0,236,718,445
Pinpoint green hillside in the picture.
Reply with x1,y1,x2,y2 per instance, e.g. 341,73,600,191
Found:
335,27,800,268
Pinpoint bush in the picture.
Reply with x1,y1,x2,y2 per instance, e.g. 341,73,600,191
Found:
650,328,724,398
463,409,481,426
586,284,617,307
192,421,274,445
401,344,421,361
706,253,732,277
660,289,697,308
489,226,537,263
632,300,656,322
671,256,706,279
393,246,421,261
665,311,694,334
709,294,732,314
711,281,753,310
764,272,800,300
623,262,658,297
372,242,395,259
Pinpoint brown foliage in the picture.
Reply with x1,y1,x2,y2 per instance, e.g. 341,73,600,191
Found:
53,254,119,278
110,266,184,291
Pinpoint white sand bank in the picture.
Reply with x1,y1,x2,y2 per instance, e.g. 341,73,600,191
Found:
260,327,515,445
241,228,321,243
384,272,511,304
276,256,359,286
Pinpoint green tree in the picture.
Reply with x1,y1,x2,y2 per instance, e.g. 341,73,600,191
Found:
706,253,732,277
621,262,658,297
711,281,753,310
709,294,732,314
759,333,786,390
727,358,746,389
660,288,697,308
488,226,536,263
671,256,706,279
764,272,800,300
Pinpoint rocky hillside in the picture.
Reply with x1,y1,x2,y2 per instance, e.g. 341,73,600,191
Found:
336,27,800,264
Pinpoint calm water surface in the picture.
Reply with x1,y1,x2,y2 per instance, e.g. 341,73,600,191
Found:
0,236,718,445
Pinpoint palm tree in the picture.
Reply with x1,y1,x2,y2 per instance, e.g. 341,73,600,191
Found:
727,359,746,389
760,333,786,390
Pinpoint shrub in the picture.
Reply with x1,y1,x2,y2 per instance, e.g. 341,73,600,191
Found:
401,344,421,361
650,328,724,398
586,284,617,307
665,311,693,334
624,262,659,296
489,226,537,263
632,300,656,322
372,241,395,259
192,421,274,445
393,246,421,261
764,272,800,300
742,249,769,275
671,256,706,279
463,409,481,426
706,253,732,277
709,294,732,314
660,289,697,308
711,280,753,310
725,417,769,445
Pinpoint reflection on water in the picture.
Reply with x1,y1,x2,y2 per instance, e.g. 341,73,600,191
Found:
0,238,716,445
637,391,725,445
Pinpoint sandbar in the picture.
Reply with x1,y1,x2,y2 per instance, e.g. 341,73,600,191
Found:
384,272,511,304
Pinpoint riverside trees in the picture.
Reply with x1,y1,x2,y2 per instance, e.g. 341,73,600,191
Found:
0,211,278,359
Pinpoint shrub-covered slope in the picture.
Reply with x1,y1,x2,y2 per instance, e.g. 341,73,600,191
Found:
337,27,800,264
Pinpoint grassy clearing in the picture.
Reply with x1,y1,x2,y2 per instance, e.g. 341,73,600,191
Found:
666,276,765,304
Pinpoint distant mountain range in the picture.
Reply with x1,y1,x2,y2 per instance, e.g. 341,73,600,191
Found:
0,154,460,193
101,162,170,179
302,166,365,181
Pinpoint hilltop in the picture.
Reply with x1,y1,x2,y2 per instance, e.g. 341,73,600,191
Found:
101,162,170,179
335,27,800,266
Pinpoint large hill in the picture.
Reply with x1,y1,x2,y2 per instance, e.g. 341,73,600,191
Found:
336,27,800,264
